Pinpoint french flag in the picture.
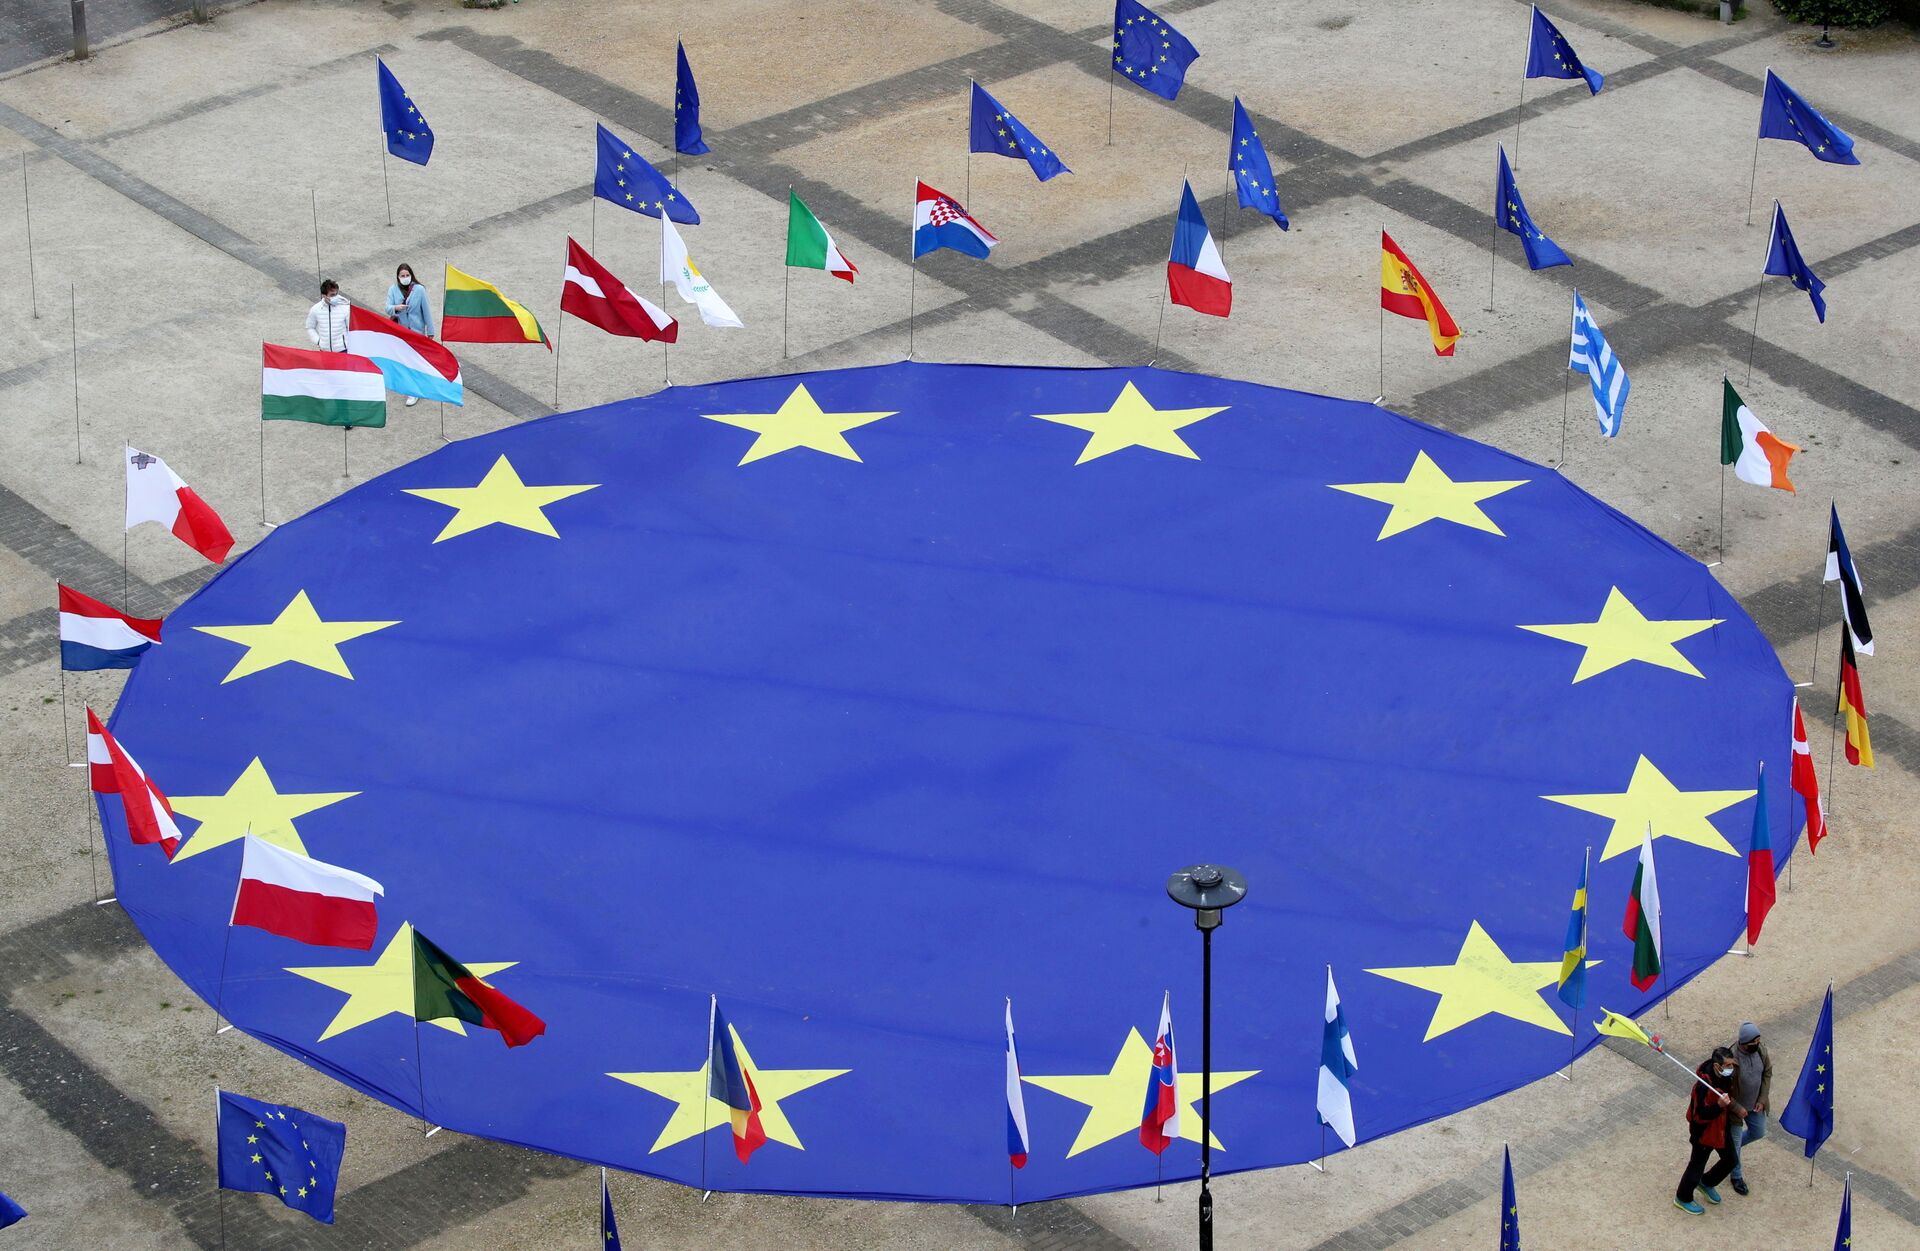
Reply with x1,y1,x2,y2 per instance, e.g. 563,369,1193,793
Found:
1005,999,1030,1169
86,708,183,859
345,306,464,405
1138,991,1180,1154
231,836,383,950
1167,181,1231,317
912,181,998,260
58,585,161,671
125,446,234,564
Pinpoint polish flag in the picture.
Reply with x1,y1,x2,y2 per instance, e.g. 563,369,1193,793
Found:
231,836,383,950
561,237,678,343
1166,181,1232,318
86,708,182,858
1792,700,1827,853
125,446,234,564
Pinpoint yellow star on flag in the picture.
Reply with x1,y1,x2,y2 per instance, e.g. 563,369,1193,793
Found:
1022,1027,1257,1157
607,1029,848,1153
169,758,358,862
287,922,515,1041
1328,451,1528,539
700,383,897,465
1365,921,1597,1041
1030,381,1227,464
1519,588,1722,683
192,591,398,684
1543,755,1754,860
403,455,599,542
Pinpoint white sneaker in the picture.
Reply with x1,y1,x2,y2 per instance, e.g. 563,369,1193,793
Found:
404,396,418,407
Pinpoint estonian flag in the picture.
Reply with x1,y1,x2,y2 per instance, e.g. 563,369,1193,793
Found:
1167,181,1231,317
1825,505,1872,655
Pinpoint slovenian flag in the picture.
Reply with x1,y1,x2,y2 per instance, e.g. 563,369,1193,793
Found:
1005,999,1030,1169
1167,180,1231,317
86,707,183,859
708,998,767,1162
345,307,464,405
125,446,234,564
1138,991,1179,1154
231,835,383,950
913,181,998,260
59,584,161,671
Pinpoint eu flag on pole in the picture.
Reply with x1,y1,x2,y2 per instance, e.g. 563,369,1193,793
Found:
1759,69,1859,165
1496,145,1570,270
377,59,434,166
969,83,1069,182
675,41,709,157
1525,7,1603,95
0,1190,24,1231
1765,201,1828,323
216,1090,346,1224
595,124,699,224
1780,984,1835,1159
1832,1175,1852,1251
1498,1146,1521,1251
1114,0,1198,101
601,1169,623,1251
1230,98,1288,231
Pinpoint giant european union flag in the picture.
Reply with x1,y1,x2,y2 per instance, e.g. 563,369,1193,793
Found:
103,363,1791,1203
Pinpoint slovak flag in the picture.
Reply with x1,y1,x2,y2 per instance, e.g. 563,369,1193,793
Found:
125,446,233,564
58,584,161,671
1005,999,1030,1169
86,708,183,859
1167,181,1231,317
912,181,998,260
1138,991,1179,1154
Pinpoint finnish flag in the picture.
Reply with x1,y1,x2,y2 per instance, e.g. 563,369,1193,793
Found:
1317,967,1359,1148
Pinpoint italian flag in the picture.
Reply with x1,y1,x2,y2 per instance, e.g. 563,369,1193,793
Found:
785,191,857,282
1621,830,1663,991
1720,379,1798,491
412,929,545,1047
262,344,388,428
442,264,551,348
231,836,382,950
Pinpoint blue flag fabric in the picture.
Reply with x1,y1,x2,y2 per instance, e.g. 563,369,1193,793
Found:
1780,986,1835,1158
1496,146,1571,270
1832,1175,1851,1251
216,1091,345,1224
1525,7,1603,95
1759,69,1859,165
969,83,1070,182
675,41,709,157
1765,201,1828,323
1554,850,1589,1011
377,59,434,166
1113,0,1198,101
0,1190,24,1230
1229,98,1288,231
594,124,699,224
1498,1147,1521,1251
602,1171,623,1251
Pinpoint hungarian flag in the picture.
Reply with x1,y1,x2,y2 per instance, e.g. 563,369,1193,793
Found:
412,929,545,1046
261,345,388,428
442,264,551,349
785,192,857,283
231,836,383,950
708,998,767,1162
1745,764,1775,945
1837,632,1873,767
86,708,182,858
1792,700,1827,852
1380,231,1460,356
561,238,677,343
1138,991,1179,1154
1621,830,1662,991
1720,379,1797,491
1166,180,1232,318
125,446,234,563
58,584,161,671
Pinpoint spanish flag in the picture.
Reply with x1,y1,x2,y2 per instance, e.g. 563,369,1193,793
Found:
1837,632,1873,767
442,264,551,350
1380,231,1460,356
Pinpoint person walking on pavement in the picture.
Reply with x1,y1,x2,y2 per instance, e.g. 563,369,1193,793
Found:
1675,1045,1739,1215
385,263,434,406
1727,1021,1772,1195
306,280,350,352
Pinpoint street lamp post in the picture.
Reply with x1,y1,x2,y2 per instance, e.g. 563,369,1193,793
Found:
1166,863,1247,1251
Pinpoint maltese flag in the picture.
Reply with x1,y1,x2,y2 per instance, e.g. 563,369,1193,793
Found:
125,446,233,564
1167,181,1232,317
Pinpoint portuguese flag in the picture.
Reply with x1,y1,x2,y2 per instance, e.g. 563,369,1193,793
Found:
412,929,546,1047
785,191,857,282
1621,830,1663,992
442,264,551,349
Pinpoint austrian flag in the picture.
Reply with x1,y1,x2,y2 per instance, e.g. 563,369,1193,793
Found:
86,708,182,858
232,836,383,950
125,446,234,564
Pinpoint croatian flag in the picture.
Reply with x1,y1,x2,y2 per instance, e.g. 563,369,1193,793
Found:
86,708,183,858
58,584,161,671
912,181,998,260
1138,991,1179,1154
1005,999,1030,1168
345,307,464,405
1318,967,1358,1147
125,446,233,564
232,835,383,950
1167,181,1231,317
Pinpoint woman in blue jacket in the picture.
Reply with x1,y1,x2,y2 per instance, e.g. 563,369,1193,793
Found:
385,262,435,405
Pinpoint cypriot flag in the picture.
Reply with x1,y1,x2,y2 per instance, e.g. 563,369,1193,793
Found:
660,219,743,328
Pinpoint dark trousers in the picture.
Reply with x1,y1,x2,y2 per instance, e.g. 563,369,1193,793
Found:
1676,1138,1736,1202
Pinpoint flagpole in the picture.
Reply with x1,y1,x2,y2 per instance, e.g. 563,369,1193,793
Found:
70,286,82,463
214,839,241,1035
701,994,714,1196
1557,349,1571,469
783,184,793,360
22,153,39,319
440,257,451,442
82,747,99,902
311,188,322,284
259,412,269,528
907,182,919,360
1563,844,1590,1078
1745,278,1764,385
591,195,598,253
1806,508,1830,687
599,1167,607,1245
1374,276,1385,406
552,309,564,411
59,668,72,764
1151,172,1178,364
1744,129,1762,228
215,1088,227,1251
121,443,130,608
965,80,974,207
1825,671,1842,827
379,141,393,228
659,216,671,386
341,424,349,479
1107,40,1116,146
1511,79,1527,173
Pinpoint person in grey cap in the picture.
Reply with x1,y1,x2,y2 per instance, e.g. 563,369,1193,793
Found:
1727,1021,1772,1194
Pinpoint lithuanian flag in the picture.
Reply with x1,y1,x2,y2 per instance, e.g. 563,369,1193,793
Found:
1837,632,1873,767
442,265,551,350
1380,231,1460,356
412,929,546,1047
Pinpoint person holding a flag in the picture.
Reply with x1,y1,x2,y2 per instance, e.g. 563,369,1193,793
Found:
1674,1046,1738,1215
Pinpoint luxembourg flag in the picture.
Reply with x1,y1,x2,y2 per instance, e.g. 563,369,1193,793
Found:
86,708,182,858
1005,999,1030,1169
231,835,383,950
345,307,464,405
58,584,161,671
1167,181,1231,317
912,181,998,260
1138,991,1180,1155
125,446,234,564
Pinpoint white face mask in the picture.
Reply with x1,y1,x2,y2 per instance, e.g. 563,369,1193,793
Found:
1718,1067,1734,1078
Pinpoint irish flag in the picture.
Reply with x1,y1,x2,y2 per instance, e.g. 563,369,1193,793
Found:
232,836,383,950
86,708,182,858
1720,378,1797,491
1621,830,1663,991
261,345,388,428
786,191,856,282
442,264,551,349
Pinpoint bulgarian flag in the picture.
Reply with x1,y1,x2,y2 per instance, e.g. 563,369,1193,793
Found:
261,345,388,428
785,191,856,282
442,264,551,349
1720,379,1798,491
231,836,383,950
1622,829,1663,991
86,707,182,858
412,929,545,1046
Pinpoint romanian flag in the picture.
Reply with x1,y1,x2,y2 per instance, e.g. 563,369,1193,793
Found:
1837,633,1873,767
411,929,546,1046
707,999,767,1162
442,265,551,350
1380,231,1460,356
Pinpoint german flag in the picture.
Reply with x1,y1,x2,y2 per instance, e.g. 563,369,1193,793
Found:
1380,231,1460,356
1837,632,1873,767
442,264,551,350
707,998,767,1162
412,929,546,1046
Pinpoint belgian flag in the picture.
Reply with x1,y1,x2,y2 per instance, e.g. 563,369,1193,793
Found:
412,930,546,1047
1837,633,1873,768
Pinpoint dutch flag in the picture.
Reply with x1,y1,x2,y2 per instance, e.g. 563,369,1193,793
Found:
58,584,161,671
1167,181,1232,318
912,181,998,260
1005,999,1030,1169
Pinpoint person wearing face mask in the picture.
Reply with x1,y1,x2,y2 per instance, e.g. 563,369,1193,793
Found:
384,263,435,406
305,280,350,352
1726,1021,1772,1195
1675,1045,1738,1215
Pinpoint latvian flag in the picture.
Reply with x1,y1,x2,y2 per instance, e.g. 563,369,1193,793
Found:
344,307,464,405
262,344,389,429
59,585,161,671
125,446,234,564
1167,180,1231,317
86,708,183,858
1138,991,1179,1154
912,181,997,260
560,238,678,343
1005,999,1030,1169
232,836,382,950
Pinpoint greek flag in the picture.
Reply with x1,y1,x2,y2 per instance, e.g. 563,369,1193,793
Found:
1317,967,1358,1148
1569,292,1629,438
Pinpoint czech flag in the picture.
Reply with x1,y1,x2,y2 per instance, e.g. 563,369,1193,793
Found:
1166,181,1231,318
708,998,767,1163
1005,999,1030,1169
86,708,182,859
1138,991,1179,1154
912,181,998,260
58,584,161,671
1745,763,1775,946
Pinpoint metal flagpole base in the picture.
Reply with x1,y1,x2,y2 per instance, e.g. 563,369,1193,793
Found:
216,1023,236,1034
1726,944,1752,956
67,761,86,768
1307,1158,1325,1173
260,520,278,530
424,1124,443,1138
1793,681,1812,688
1704,561,1723,569
1370,397,1384,407
700,1190,713,1204
93,896,116,906
1556,1068,1573,1081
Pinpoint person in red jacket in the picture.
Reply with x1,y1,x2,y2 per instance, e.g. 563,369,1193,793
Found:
1675,1045,1739,1215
